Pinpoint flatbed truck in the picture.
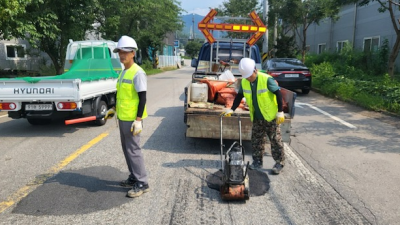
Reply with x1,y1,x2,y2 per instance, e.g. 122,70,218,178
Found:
0,40,122,125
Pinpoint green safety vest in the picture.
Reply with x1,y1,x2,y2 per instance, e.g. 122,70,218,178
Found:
242,72,277,122
116,63,148,121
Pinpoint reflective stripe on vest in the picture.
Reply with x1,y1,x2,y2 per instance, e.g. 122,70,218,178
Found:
116,63,148,121
241,72,277,122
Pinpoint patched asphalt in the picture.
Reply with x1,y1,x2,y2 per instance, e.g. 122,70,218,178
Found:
12,166,131,216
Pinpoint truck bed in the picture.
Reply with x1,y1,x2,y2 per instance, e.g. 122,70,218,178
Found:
185,105,252,141
184,80,295,142
0,78,117,102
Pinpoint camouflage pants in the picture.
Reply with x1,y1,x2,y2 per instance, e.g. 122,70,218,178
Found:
251,119,285,164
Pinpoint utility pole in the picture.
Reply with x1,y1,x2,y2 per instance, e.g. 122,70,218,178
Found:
192,13,195,40
263,0,268,54
274,15,277,57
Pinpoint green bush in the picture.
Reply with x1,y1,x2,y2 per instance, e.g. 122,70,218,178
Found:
353,92,385,111
141,60,154,70
185,41,202,58
336,79,356,101
310,61,336,88
306,40,389,78
307,41,400,115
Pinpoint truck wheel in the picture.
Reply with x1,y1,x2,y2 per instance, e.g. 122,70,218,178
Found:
302,88,310,94
27,118,52,125
94,100,107,126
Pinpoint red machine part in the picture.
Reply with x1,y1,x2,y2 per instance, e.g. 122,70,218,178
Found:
65,115,104,125
220,184,247,200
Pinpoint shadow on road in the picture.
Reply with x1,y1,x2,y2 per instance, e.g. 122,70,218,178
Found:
12,166,130,216
0,117,100,137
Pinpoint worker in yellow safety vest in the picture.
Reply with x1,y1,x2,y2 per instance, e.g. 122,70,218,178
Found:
221,58,286,174
104,35,150,197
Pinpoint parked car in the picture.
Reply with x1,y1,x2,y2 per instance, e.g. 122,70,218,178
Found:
262,58,312,94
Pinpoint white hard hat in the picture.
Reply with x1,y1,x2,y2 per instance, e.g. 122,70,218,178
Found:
238,58,255,78
113,35,138,53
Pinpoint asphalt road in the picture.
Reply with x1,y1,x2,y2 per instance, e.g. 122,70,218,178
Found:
0,61,399,224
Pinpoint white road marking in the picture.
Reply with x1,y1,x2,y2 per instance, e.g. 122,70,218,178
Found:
284,143,318,184
296,102,357,129
0,114,8,118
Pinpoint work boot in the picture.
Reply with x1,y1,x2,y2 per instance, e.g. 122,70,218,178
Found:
272,163,284,174
127,182,150,198
120,178,136,187
249,160,263,170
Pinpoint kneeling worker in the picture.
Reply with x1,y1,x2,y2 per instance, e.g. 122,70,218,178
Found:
221,58,285,174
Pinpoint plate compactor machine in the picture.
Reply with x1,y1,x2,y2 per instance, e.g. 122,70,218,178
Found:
219,115,250,201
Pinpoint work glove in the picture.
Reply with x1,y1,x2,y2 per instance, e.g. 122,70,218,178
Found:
131,120,142,136
220,109,234,117
104,108,116,119
276,111,285,125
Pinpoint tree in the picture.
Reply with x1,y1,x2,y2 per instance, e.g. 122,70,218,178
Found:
217,0,261,16
1,0,100,74
2,0,183,74
185,41,202,58
358,0,399,77
215,0,262,39
97,0,183,61
0,0,32,39
270,0,357,62
275,33,298,58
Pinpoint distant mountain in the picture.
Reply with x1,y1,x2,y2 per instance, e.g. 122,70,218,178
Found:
180,14,205,39
180,14,223,39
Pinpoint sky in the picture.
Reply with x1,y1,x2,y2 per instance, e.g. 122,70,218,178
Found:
179,0,265,16
179,0,225,16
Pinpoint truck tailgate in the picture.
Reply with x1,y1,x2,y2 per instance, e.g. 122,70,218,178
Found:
185,109,291,142
185,108,252,140
0,79,80,102
79,78,117,100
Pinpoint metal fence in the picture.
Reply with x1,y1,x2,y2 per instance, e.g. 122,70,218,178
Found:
158,55,181,68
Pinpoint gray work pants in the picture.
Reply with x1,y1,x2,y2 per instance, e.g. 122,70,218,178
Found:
118,120,148,184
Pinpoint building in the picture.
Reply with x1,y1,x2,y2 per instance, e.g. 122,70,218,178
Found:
301,2,400,70
0,39,49,74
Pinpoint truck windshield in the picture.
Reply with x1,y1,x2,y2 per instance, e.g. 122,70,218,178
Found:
195,41,261,74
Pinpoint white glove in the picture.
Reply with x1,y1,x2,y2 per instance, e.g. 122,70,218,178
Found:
276,111,285,125
104,108,116,119
131,120,142,136
220,109,234,117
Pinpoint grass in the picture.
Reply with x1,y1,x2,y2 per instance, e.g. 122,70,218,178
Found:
145,66,177,75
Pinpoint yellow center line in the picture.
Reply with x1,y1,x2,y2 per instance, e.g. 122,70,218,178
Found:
0,132,109,214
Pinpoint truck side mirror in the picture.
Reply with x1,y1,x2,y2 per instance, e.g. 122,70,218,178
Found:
135,50,142,65
191,58,198,68
136,56,142,65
